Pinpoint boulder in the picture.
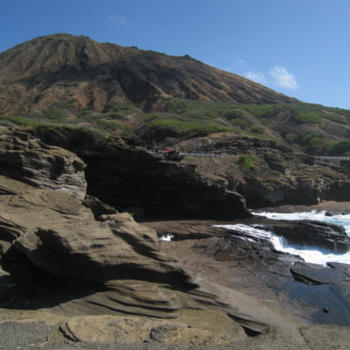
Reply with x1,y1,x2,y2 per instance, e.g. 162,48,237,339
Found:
0,126,86,201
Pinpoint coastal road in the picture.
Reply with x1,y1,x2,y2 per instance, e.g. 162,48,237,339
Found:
180,153,350,160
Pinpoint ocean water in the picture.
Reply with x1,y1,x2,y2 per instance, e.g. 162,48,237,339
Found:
222,211,350,266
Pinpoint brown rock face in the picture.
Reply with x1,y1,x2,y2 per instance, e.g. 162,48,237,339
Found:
0,175,199,318
0,33,294,115
59,312,246,345
180,141,350,207
2,188,189,286
0,126,86,201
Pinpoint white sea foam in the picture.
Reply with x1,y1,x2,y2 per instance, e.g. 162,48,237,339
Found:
253,211,350,236
159,233,174,241
214,224,271,240
218,211,350,266
270,235,350,266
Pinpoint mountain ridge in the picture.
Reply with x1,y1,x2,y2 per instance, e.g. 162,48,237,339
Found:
0,33,295,115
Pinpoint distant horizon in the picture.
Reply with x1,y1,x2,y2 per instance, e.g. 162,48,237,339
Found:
0,0,348,109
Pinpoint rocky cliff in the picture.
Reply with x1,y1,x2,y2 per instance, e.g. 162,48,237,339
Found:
31,125,251,219
0,126,349,349
0,126,86,200
180,136,350,207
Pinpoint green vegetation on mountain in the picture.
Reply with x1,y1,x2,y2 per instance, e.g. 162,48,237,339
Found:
1,96,349,155
237,154,256,169
0,33,349,155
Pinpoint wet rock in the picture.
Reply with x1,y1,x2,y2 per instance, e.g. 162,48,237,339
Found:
327,262,350,277
289,262,350,325
265,220,350,253
291,262,348,285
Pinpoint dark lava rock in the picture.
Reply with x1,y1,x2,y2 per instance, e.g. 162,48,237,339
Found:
265,220,350,253
327,262,350,277
33,130,252,220
291,262,348,285
289,262,350,325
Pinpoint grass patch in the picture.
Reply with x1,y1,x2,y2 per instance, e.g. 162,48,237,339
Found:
237,154,256,169
323,113,348,125
0,115,38,127
294,112,323,124
160,98,243,121
250,125,264,134
140,115,231,140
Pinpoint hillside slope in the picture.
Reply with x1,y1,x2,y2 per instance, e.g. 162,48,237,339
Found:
0,33,349,155
0,33,293,115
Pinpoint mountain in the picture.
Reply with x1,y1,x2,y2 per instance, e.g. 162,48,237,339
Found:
0,33,349,155
0,33,294,116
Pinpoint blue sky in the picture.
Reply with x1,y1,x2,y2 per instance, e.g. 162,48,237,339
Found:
0,0,349,109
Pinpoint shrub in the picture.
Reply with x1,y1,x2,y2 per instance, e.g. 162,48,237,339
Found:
250,125,264,134
284,133,297,144
326,140,350,155
237,154,256,169
301,133,324,153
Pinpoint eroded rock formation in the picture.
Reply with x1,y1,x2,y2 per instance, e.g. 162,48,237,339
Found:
0,126,86,200
0,126,349,349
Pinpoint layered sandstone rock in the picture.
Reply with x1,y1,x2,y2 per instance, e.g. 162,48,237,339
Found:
0,126,86,200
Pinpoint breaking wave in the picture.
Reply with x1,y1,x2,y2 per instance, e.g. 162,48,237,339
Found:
220,211,350,266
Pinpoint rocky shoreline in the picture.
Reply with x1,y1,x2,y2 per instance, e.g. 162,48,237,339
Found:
256,200,350,214
0,126,349,349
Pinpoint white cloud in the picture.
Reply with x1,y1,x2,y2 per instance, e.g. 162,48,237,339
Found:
243,65,299,90
236,58,245,65
106,15,127,24
243,71,267,85
268,65,299,90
